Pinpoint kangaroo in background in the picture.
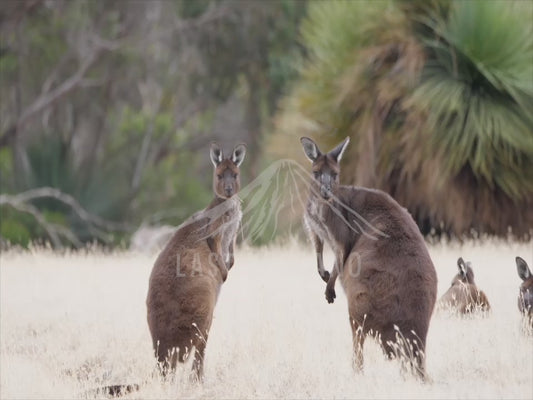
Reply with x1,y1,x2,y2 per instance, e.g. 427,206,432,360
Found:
146,142,245,381
438,257,490,314
300,136,437,379
516,256,533,330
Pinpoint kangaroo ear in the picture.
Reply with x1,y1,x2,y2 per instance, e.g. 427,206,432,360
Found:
516,257,531,281
329,137,350,163
300,137,321,162
457,257,467,277
231,143,246,167
210,142,223,167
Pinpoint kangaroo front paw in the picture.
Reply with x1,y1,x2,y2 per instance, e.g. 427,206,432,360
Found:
325,287,336,303
321,270,330,283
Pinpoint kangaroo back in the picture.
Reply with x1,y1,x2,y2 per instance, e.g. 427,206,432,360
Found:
340,187,437,377
300,136,437,379
146,142,246,380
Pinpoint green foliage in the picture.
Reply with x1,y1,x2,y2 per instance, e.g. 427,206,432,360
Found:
23,7,68,91
301,0,387,66
274,0,533,239
1,0,308,248
0,204,70,247
0,52,18,80
175,0,211,18
412,0,533,199
296,0,412,133
134,150,213,227
0,207,33,247
0,148,14,188
24,136,76,193
4,135,129,245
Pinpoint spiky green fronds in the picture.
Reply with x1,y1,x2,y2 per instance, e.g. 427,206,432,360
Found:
271,0,533,239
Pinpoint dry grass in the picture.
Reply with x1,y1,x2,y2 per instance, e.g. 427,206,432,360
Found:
1,240,532,399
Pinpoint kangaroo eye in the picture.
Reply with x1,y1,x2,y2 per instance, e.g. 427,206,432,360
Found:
233,173,238,179
313,171,320,178
332,173,338,179
217,175,222,179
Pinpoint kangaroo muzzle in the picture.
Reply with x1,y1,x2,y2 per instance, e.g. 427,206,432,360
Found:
320,175,332,199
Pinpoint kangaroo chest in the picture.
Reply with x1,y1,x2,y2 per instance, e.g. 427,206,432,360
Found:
221,208,241,248
305,199,342,251
217,199,242,255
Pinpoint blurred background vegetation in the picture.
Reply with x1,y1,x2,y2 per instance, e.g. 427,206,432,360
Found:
0,0,531,249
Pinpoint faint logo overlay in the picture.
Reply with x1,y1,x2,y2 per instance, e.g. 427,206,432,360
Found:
240,159,387,243
173,159,387,278
345,251,363,278
175,252,227,279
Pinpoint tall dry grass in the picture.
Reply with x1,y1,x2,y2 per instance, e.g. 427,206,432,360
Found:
1,240,532,399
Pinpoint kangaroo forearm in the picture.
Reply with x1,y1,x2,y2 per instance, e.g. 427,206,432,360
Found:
227,239,235,270
325,265,338,304
327,267,339,288
312,235,330,282
334,250,344,273
316,252,330,282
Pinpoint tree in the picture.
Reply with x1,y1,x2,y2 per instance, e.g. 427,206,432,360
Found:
271,0,533,240
0,0,307,247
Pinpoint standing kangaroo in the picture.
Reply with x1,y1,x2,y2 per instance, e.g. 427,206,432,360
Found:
516,256,533,330
146,142,245,380
438,257,490,314
300,136,437,379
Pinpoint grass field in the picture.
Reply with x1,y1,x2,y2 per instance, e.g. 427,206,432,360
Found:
1,240,532,399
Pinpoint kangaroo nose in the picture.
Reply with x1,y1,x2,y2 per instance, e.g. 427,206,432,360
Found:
225,187,233,197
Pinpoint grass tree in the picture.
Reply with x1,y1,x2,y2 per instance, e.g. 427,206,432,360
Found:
272,0,533,240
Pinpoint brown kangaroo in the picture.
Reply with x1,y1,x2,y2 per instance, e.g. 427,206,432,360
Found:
438,257,490,314
146,142,246,381
300,136,437,379
516,256,533,329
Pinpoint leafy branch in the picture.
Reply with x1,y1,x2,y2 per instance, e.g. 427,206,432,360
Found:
0,187,130,248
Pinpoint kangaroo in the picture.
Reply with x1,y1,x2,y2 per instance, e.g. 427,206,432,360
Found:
300,136,437,379
516,256,533,329
438,257,490,314
439,257,490,314
146,142,245,381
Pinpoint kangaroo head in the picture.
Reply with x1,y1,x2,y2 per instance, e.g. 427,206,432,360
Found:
300,136,350,200
516,256,533,314
210,142,246,199
452,257,475,285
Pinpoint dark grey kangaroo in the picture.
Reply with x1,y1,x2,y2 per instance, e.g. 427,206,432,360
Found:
438,257,490,314
301,136,437,379
146,142,245,381
516,256,533,330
